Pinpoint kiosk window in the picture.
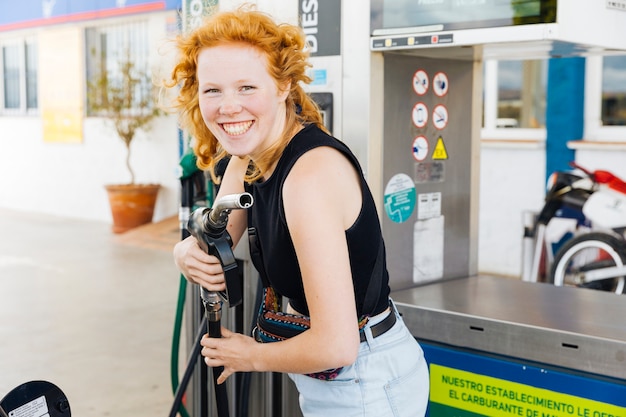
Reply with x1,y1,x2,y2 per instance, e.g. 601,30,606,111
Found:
601,55,626,127
584,55,626,141
483,58,546,132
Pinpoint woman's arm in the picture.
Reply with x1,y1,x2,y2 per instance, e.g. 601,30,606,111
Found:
256,146,364,373
201,147,364,380
173,156,249,292
212,156,250,249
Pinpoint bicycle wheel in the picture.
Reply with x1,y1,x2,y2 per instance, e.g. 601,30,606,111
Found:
550,232,626,294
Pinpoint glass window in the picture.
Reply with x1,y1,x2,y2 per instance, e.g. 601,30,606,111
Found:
85,20,151,116
482,58,547,139
496,60,546,129
584,54,626,141
25,40,38,110
601,55,626,126
1,38,38,114
3,44,21,109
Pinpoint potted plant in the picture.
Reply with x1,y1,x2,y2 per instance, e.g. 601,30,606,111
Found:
88,50,163,233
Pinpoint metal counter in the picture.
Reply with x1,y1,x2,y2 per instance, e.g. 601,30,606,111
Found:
392,275,626,380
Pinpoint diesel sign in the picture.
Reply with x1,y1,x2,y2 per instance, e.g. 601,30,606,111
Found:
299,0,341,56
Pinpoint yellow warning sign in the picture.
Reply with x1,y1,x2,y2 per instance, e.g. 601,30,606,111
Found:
432,136,448,160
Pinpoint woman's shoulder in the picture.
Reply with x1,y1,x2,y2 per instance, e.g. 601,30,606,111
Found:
290,124,354,160
287,127,360,185
292,123,334,144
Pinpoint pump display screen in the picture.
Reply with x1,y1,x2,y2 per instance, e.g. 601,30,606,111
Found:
371,0,557,35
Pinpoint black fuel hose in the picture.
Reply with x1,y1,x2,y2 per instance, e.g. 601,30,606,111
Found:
169,316,207,417
237,277,263,417
208,318,230,417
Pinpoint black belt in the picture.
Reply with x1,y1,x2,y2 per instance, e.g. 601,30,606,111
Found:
360,310,397,343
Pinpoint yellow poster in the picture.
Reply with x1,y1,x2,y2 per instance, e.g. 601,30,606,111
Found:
39,26,83,143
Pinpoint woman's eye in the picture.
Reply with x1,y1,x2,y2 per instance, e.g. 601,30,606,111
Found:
204,88,219,94
241,85,255,92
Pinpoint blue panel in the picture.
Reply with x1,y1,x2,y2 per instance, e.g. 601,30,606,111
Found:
0,0,181,28
422,342,626,407
545,58,584,183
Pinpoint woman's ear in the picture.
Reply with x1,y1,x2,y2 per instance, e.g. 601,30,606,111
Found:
278,82,291,101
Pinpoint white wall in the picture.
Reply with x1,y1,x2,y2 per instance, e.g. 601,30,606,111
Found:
477,143,546,277
0,114,181,223
0,11,181,226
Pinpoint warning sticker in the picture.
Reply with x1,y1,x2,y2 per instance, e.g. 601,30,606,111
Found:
432,136,448,160
433,71,449,97
430,364,626,417
8,395,49,417
413,69,429,96
415,161,445,183
383,173,416,223
412,136,429,161
412,102,428,129
417,192,441,220
432,104,449,130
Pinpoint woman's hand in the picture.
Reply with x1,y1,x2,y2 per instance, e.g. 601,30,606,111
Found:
173,235,226,292
201,327,259,384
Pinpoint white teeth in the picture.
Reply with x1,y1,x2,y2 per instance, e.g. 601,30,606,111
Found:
222,121,252,135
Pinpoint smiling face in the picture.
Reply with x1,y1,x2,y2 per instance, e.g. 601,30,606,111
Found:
197,42,290,160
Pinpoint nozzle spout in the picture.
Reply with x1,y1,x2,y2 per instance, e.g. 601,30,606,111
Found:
208,192,254,225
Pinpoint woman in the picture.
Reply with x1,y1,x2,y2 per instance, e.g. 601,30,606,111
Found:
169,6,429,416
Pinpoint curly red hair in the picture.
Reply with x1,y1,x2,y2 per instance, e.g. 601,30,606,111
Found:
168,5,327,183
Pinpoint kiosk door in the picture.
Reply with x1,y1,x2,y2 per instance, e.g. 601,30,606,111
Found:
381,52,480,290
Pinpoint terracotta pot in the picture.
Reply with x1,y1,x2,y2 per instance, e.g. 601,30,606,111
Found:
105,183,160,233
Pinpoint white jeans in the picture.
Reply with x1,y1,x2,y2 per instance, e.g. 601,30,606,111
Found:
288,299,430,417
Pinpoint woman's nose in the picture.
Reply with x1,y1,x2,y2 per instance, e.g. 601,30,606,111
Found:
218,94,242,115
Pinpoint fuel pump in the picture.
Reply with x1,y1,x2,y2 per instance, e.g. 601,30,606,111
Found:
169,192,253,417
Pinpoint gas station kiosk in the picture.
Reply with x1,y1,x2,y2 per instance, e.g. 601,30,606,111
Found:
368,0,626,416
183,1,626,416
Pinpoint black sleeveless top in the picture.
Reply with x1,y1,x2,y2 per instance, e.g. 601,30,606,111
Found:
245,124,390,317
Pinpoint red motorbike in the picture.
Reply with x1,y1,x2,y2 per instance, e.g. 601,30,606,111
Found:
522,162,626,293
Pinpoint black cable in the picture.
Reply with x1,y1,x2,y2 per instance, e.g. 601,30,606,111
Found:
208,319,230,417
169,316,207,417
237,277,263,417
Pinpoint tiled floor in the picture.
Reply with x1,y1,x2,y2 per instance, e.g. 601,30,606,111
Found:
0,209,184,416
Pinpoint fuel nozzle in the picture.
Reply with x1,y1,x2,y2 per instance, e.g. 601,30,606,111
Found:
209,192,254,226
189,193,254,242
186,193,254,307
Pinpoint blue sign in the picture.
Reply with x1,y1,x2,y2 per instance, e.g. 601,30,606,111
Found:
421,342,626,416
310,69,327,86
